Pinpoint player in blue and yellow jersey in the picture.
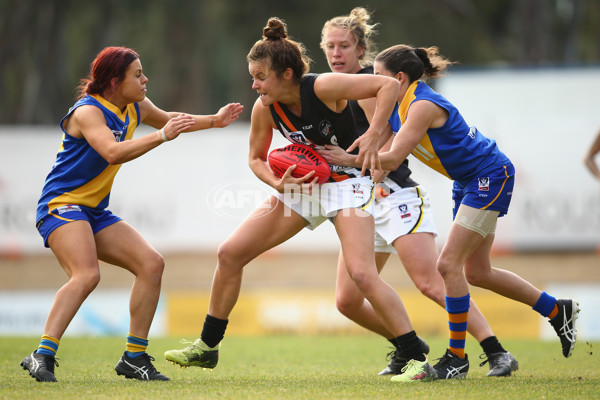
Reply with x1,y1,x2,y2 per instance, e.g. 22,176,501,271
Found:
319,7,518,379
20,46,243,383
353,44,578,381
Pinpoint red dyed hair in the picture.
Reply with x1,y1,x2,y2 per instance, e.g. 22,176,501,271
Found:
76,46,139,99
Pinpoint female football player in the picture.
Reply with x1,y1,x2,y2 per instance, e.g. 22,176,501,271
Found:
165,17,438,382
21,46,243,382
319,7,518,379
325,42,579,381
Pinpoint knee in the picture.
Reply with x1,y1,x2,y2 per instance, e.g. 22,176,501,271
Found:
345,266,376,295
436,256,453,280
335,291,363,317
148,251,165,277
216,240,235,268
216,240,245,275
465,267,487,287
75,270,101,294
414,279,444,304
135,251,164,284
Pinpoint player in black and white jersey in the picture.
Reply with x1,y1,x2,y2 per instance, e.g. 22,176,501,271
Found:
165,16,438,381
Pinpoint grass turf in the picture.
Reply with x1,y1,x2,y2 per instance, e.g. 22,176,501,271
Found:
1,335,598,400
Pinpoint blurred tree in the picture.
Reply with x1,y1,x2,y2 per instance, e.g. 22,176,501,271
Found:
0,0,598,125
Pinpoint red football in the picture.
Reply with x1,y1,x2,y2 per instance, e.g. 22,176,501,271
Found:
268,143,331,184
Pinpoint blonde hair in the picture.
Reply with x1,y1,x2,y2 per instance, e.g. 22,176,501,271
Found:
320,7,378,67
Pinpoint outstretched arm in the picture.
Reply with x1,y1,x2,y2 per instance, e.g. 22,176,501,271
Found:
71,98,243,165
140,97,244,134
313,73,400,176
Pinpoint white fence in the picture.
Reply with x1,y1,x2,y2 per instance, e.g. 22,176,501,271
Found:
1,67,599,255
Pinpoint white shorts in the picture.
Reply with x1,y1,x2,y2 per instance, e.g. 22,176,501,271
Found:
373,185,437,253
274,177,375,230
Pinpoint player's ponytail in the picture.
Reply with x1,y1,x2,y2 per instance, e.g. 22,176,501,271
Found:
375,44,454,83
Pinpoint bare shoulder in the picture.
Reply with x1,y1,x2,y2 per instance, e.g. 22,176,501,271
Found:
72,103,103,118
251,97,270,118
137,97,157,120
66,104,105,137
407,99,447,129
71,104,106,125
313,72,345,91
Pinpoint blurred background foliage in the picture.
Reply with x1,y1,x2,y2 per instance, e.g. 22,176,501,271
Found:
0,0,598,124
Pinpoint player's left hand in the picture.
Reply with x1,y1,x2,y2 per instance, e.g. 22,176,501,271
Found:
346,131,382,176
213,103,244,128
163,113,196,140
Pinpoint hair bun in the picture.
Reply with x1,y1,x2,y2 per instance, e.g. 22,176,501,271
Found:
263,17,287,40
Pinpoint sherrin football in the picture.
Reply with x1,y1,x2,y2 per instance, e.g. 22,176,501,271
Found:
268,143,331,184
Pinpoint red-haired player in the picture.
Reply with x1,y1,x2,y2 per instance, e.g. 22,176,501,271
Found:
20,46,243,382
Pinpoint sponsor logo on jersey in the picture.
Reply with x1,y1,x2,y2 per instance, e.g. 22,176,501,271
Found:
289,132,310,145
276,122,311,145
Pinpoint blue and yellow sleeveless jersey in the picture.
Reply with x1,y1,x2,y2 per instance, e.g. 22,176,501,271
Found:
392,81,510,186
35,94,140,223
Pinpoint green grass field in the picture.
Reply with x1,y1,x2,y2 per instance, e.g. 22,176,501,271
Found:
1,335,598,400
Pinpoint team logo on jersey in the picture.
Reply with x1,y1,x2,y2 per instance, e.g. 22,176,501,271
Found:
56,205,82,214
319,120,333,137
478,177,490,191
352,183,363,196
468,126,477,139
398,204,411,218
111,129,124,142
318,120,338,145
